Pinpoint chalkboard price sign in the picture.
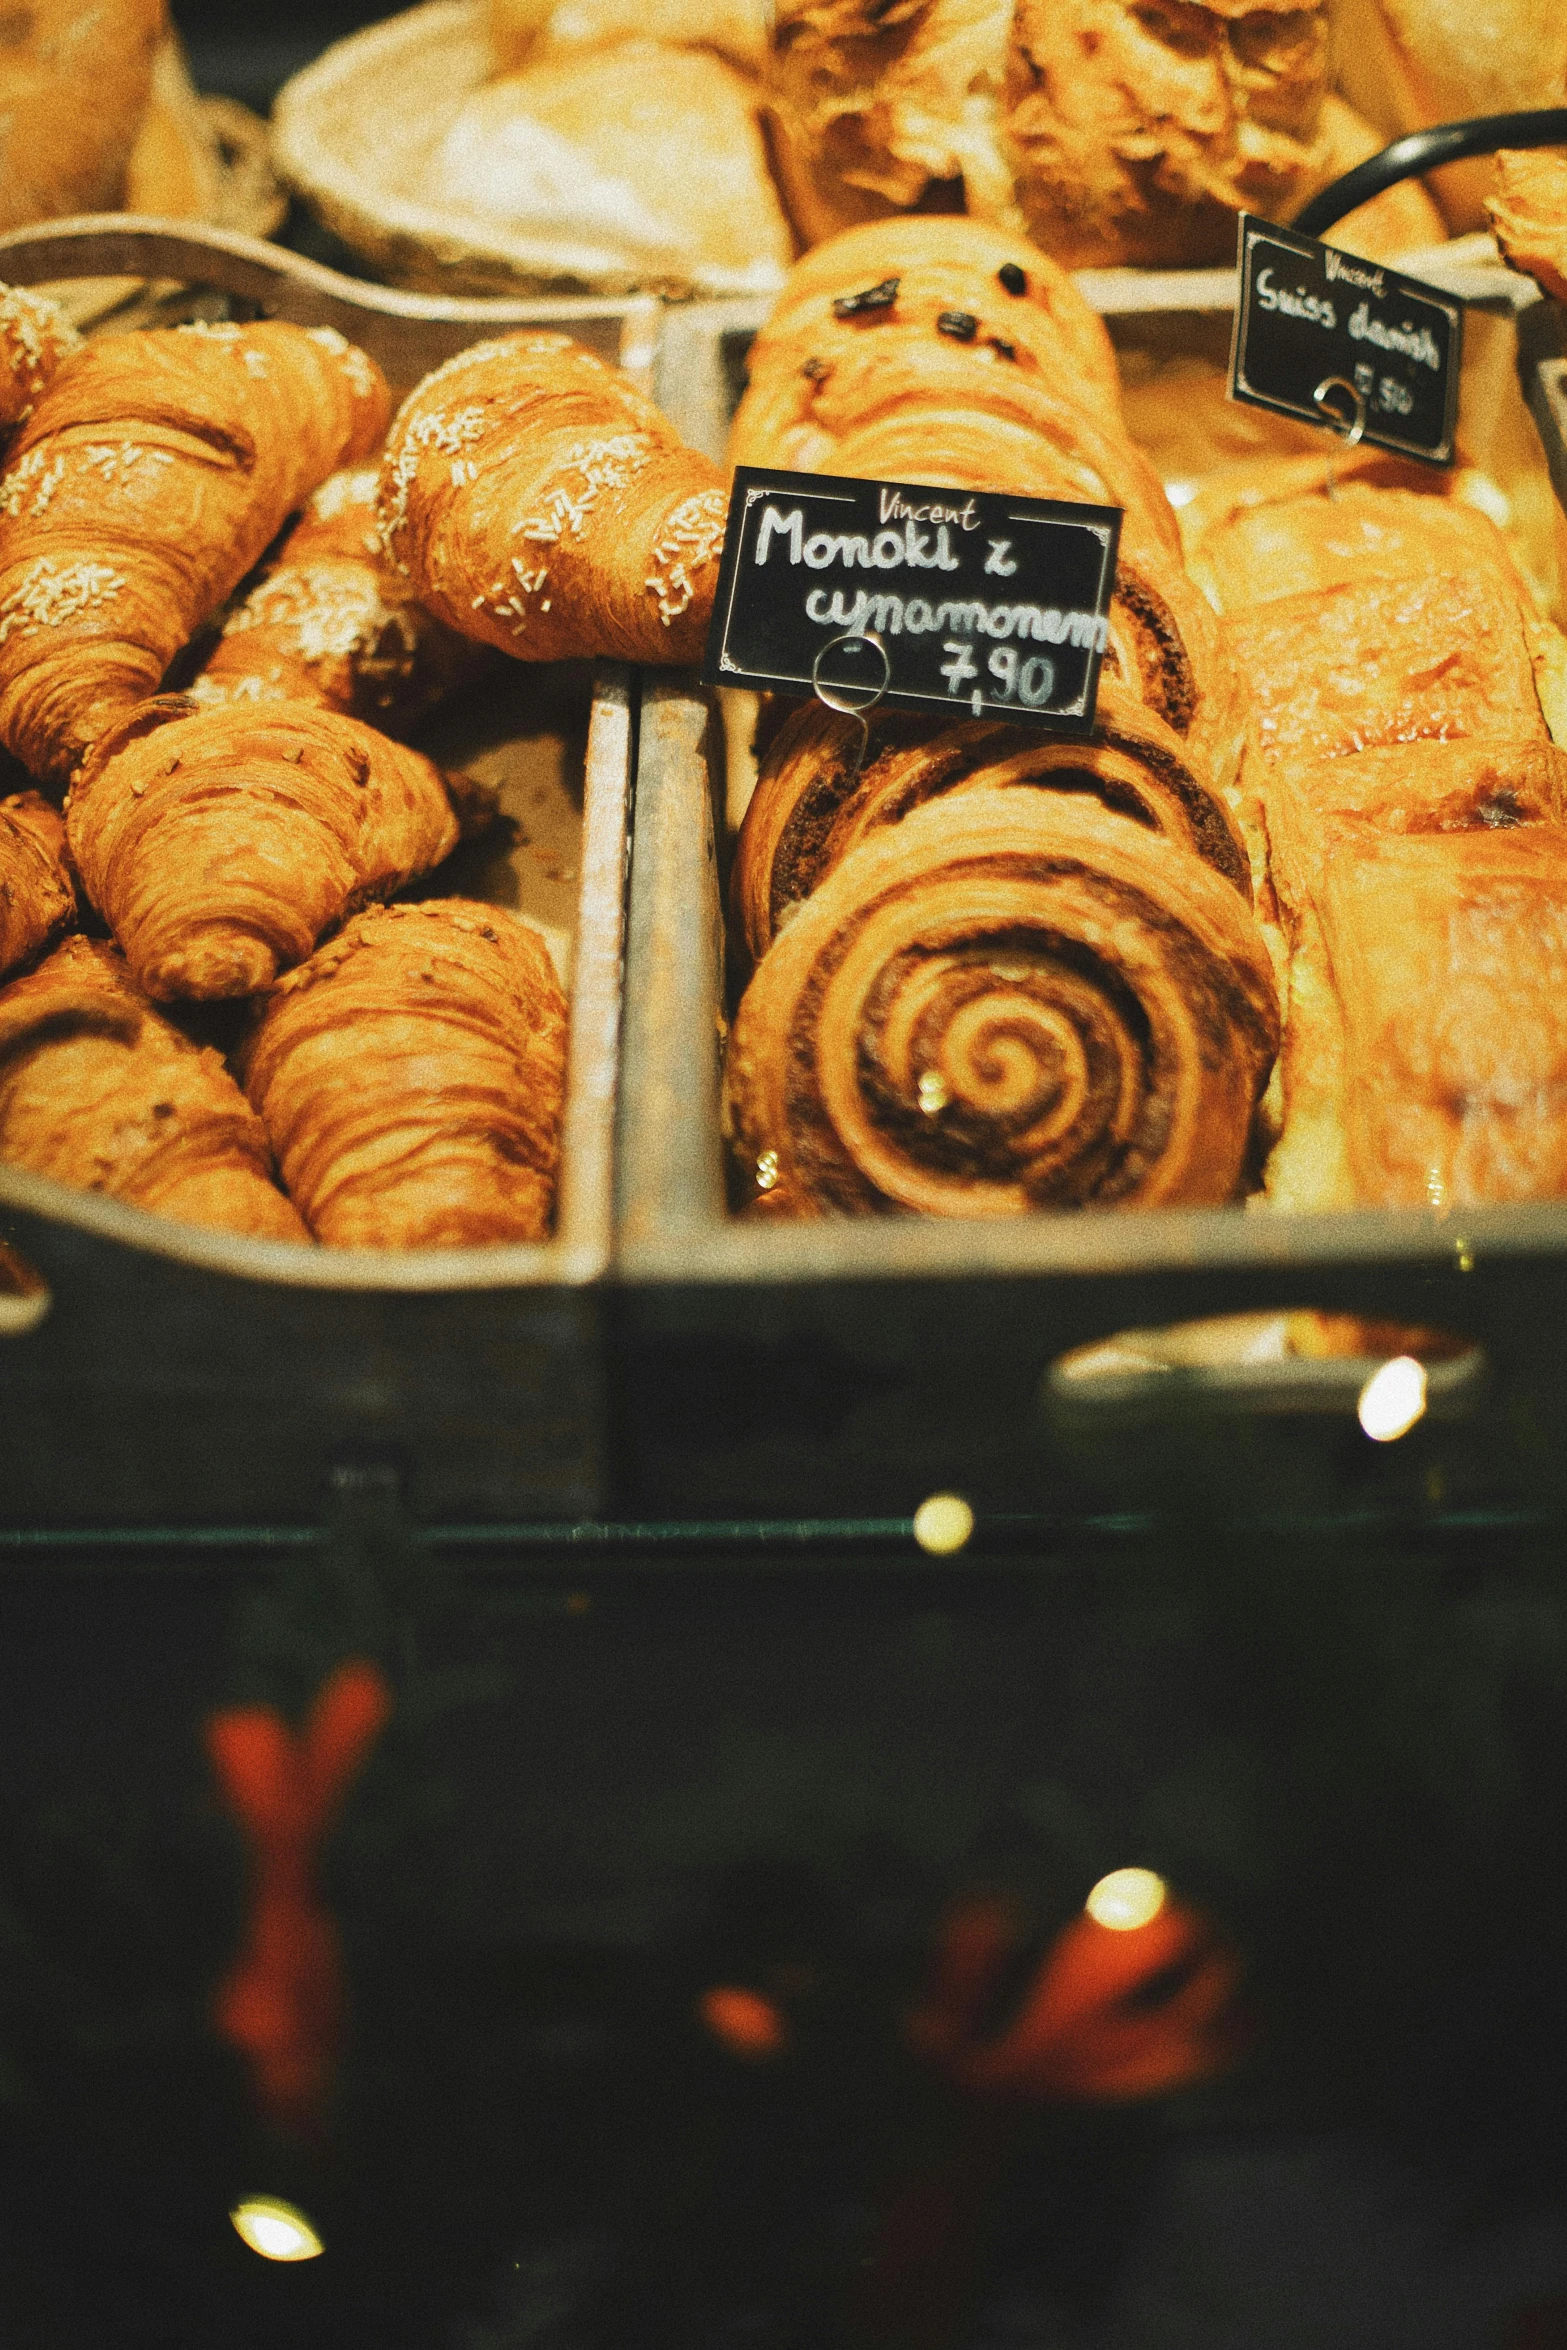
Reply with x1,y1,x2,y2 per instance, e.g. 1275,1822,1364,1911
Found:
701,466,1121,733
1229,215,1462,466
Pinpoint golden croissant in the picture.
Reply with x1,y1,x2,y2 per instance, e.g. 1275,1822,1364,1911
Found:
240,900,569,1250
724,789,1279,1218
377,332,728,665
191,464,492,733
0,788,73,981
731,679,1250,971
0,283,80,436
0,935,307,1241
0,320,390,784
67,696,459,1002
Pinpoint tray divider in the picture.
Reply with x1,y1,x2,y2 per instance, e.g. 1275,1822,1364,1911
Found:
617,677,727,1256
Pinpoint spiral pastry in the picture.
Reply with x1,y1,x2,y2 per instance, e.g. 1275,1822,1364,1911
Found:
723,790,1279,1218
731,682,1250,972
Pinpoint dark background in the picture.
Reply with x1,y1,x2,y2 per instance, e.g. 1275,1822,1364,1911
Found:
172,3,402,115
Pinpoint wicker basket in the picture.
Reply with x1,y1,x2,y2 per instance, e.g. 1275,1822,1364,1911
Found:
272,0,786,302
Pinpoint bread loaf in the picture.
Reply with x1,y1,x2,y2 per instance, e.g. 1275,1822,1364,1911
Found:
763,0,1014,247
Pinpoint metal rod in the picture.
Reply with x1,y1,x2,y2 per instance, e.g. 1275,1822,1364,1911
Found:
1292,108,1567,240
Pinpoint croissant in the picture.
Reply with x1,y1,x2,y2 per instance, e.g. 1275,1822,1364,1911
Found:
0,321,390,785
190,465,492,733
731,677,1249,969
0,936,307,1241
0,284,81,436
377,333,728,665
240,900,569,1250
67,697,459,1002
0,788,73,981
723,788,1279,1217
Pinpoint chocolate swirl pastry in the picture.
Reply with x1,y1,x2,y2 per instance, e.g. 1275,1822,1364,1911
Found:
731,681,1250,972
723,789,1279,1217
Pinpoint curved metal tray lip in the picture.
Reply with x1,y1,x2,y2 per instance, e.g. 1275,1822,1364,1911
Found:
0,1159,603,1293
0,211,648,332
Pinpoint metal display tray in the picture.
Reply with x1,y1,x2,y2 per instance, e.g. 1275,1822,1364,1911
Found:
0,220,639,1526
613,251,1567,1521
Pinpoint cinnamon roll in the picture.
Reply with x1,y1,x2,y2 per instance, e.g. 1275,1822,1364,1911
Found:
731,679,1250,971
723,788,1279,1218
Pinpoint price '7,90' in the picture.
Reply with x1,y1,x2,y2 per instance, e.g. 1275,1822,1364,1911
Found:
940,641,1058,706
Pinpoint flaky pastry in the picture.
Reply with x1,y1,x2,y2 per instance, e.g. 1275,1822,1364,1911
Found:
0,935,306,1241
0,320,390,784
724,788,1278,1218
0,790,73,982
191,465,490,733
67,696,459,1002
241,900,568,1250
378,333,726,665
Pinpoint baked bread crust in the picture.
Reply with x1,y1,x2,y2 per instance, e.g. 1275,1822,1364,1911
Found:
1488,147,1567,306
1001,0,1333,269
723,787,1278,1217
764,0,1014,248
377,332,727,666
0,934,307,1240
0,321,390,786
241,898,568,1249
0,0,165,235
67,696,459,1003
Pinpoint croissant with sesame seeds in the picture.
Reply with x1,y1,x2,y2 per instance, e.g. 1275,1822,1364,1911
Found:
0,320,390,786
376,333,727,666
190,464,493,733
66,696,459,1003
0,284,80,439
0,935,307,1242
239,899,569,1249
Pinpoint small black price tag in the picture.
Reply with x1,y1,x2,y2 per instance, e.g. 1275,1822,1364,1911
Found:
1229,214,1462,466
701,466,1121,733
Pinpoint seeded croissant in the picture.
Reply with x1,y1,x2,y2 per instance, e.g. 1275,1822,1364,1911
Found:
241,900,569,1249
0,320,390,785
66,697,459,1002
377,332,728,665
191,464,492,734
0,788,73,982
0,283,80,437
0,936,307,1241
